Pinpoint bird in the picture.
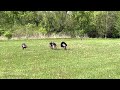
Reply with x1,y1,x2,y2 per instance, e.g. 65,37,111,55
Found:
22,43,27,50
61,42,67,50
49,42,57,49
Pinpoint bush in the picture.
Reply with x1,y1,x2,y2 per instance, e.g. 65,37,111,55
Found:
4,31,12,39
0,29,5,36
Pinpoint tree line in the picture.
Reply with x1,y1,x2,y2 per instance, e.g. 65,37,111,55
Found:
0,11,120,39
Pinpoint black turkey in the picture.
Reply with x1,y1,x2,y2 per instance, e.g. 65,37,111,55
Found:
49,42,57,49
61,42,67,50
22,43,27,50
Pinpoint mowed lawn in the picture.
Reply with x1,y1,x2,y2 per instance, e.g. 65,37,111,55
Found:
0,38,120,79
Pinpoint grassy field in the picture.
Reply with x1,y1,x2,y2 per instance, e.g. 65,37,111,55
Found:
0,38,120,79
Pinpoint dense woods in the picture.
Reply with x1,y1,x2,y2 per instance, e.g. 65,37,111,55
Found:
0,11,120,39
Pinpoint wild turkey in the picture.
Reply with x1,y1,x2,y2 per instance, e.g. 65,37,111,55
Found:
61,42,67,50
49,42,57,49
22,43,27,50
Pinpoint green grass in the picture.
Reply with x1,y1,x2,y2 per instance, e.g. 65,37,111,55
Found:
1,38,120,79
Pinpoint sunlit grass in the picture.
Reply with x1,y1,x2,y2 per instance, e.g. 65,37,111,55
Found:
0,38,120,79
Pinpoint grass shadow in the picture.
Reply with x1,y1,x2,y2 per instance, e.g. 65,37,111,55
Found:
50,48,71,50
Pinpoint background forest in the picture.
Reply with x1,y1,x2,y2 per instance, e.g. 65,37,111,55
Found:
0,11,120,39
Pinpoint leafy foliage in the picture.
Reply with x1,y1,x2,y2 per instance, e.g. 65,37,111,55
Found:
4,31,12,39
0,11,120,39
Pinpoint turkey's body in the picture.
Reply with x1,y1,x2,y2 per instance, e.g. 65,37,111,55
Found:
22,43,27,50
49,42,57,49
61,42,67,50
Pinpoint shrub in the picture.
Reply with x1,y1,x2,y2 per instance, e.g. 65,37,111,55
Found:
4,31,12,39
